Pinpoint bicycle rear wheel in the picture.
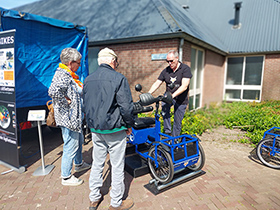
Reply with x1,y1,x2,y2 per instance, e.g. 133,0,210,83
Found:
256,137,280,169
148,146,174,184
187,142,205,171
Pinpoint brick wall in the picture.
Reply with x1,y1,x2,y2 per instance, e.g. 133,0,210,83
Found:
181,42,192,65
262,54,280,101
98,39,180,101
203,50,225,106
97,39,227,106
95,42,280,106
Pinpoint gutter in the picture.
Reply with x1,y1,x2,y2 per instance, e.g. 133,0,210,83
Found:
227,50,280,56
88,32,228,56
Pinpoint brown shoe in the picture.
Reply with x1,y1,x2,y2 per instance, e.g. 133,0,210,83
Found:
108,198,134,210
89,196,103,210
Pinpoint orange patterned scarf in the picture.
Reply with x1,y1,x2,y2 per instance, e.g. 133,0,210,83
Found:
59,63,83,88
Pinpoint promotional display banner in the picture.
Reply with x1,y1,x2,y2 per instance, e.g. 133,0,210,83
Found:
0,7,89,110
0,30,19,168
0,8,88,172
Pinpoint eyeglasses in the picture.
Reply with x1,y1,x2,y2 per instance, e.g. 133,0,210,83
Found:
115,58,119,68
166,60,174,63
73,61,81,66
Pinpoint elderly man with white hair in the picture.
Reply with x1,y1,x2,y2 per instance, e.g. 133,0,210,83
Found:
83,48,135,210
148,50,192,137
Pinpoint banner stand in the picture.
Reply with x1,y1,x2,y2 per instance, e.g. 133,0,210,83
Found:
28,110,55,176
0,160,25,174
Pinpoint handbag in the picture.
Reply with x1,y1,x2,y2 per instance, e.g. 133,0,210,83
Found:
46,100,56,127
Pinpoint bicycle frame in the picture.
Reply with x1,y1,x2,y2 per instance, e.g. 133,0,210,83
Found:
127,100,200,173
262,127,280,156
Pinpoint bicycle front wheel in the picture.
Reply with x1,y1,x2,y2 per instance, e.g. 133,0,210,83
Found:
148,146,174,184
256,137,280,169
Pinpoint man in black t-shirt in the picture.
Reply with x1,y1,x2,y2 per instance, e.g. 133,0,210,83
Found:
148,50,192,137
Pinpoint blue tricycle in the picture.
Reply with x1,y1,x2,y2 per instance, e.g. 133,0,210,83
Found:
256,127,280,169
127,84,205,187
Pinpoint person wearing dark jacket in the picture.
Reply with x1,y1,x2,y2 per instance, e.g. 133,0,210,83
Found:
83,48,134,210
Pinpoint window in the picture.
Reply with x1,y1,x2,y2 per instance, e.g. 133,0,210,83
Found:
189,48,204,110
88,47,100,74
224,56,264,101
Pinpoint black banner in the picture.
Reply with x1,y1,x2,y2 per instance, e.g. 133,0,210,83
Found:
0,30,19,168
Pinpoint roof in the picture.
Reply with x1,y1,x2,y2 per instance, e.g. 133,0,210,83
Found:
12,0,280,54
186,0,280,54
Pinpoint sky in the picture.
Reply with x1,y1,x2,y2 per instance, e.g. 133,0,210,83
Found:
0,0,39,9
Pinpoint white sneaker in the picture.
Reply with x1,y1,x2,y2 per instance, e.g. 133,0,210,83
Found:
61,175,83,186
74,161,91,172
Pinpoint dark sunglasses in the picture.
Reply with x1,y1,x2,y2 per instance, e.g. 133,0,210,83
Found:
166,60,174,63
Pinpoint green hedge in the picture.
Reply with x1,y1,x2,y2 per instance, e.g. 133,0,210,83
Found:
139,100,280,145
220,100,280,144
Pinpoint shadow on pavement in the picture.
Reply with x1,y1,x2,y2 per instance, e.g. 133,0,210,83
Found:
248,147,265,167
18,125,63,168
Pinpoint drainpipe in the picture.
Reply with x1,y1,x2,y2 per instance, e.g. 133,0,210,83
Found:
179,38,184,62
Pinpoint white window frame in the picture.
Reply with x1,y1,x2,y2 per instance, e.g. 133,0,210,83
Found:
223,55,265,102
189,46,204,110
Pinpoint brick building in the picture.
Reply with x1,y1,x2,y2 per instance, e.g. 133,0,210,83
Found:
12,0,280,109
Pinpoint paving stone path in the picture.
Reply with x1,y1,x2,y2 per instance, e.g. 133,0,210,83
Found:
0,126,280,210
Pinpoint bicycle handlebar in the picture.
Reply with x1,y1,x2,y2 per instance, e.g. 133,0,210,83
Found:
133,102,153,115
132,91,173,115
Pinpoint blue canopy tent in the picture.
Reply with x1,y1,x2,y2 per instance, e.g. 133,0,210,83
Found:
0,7,88,123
